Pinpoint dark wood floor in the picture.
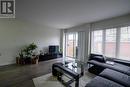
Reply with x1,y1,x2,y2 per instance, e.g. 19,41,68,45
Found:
0,58,62,87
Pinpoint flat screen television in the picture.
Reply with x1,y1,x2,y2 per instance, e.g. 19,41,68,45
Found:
49,45,59,54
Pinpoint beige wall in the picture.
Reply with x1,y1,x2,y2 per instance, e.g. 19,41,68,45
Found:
0,19,60,66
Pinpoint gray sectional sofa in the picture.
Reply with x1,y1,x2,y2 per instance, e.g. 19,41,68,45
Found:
86,68,130,87
86,54,130,87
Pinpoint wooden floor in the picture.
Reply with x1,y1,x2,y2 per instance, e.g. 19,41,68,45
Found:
0,58,62,87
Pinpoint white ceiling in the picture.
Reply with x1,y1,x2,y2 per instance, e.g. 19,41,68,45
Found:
17,0,130,29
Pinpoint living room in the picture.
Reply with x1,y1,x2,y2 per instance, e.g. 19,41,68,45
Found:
0,0,130,87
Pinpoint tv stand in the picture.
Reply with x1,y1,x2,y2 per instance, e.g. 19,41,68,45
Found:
39,53,62,61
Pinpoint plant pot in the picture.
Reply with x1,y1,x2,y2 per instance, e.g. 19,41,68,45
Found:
16,57,20,64
17,58,26,64
31,58,39,64
31,55,39,64
25,57,31,64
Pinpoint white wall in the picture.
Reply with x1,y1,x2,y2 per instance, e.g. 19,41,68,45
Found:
65,23,90,32
92,14,130,30
0,19,60,66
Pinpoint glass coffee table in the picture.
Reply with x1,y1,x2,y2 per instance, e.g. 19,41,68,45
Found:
52,60,85,87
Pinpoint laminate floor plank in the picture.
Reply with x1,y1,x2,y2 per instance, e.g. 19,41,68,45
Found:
0,58,62,87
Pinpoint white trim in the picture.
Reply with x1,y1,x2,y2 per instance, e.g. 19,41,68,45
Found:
103,30,106,55
116,27,121,58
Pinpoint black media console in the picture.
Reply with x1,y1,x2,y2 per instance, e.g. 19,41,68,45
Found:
39,45,62,61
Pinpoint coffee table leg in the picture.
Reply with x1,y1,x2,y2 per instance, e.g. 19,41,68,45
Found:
75,78,79,87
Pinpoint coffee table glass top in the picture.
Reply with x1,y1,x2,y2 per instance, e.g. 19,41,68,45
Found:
63,60,85,75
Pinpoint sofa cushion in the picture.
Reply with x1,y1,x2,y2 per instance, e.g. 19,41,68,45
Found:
88,66,104,75
88,60,130,75
85,76,124,87
92,56,106,62
100,69,130,87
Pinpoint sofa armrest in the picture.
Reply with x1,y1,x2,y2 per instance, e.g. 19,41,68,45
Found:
105,57,130,66
113,58,130,66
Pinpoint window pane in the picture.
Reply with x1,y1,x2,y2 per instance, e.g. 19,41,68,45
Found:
119,26,130,60
68,34,73,40
105,28,116,57
91,30,103,54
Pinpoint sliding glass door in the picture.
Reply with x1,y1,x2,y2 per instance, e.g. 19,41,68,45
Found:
66,33,78,58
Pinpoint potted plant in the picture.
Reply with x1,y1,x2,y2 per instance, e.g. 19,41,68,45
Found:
18,43,38,64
